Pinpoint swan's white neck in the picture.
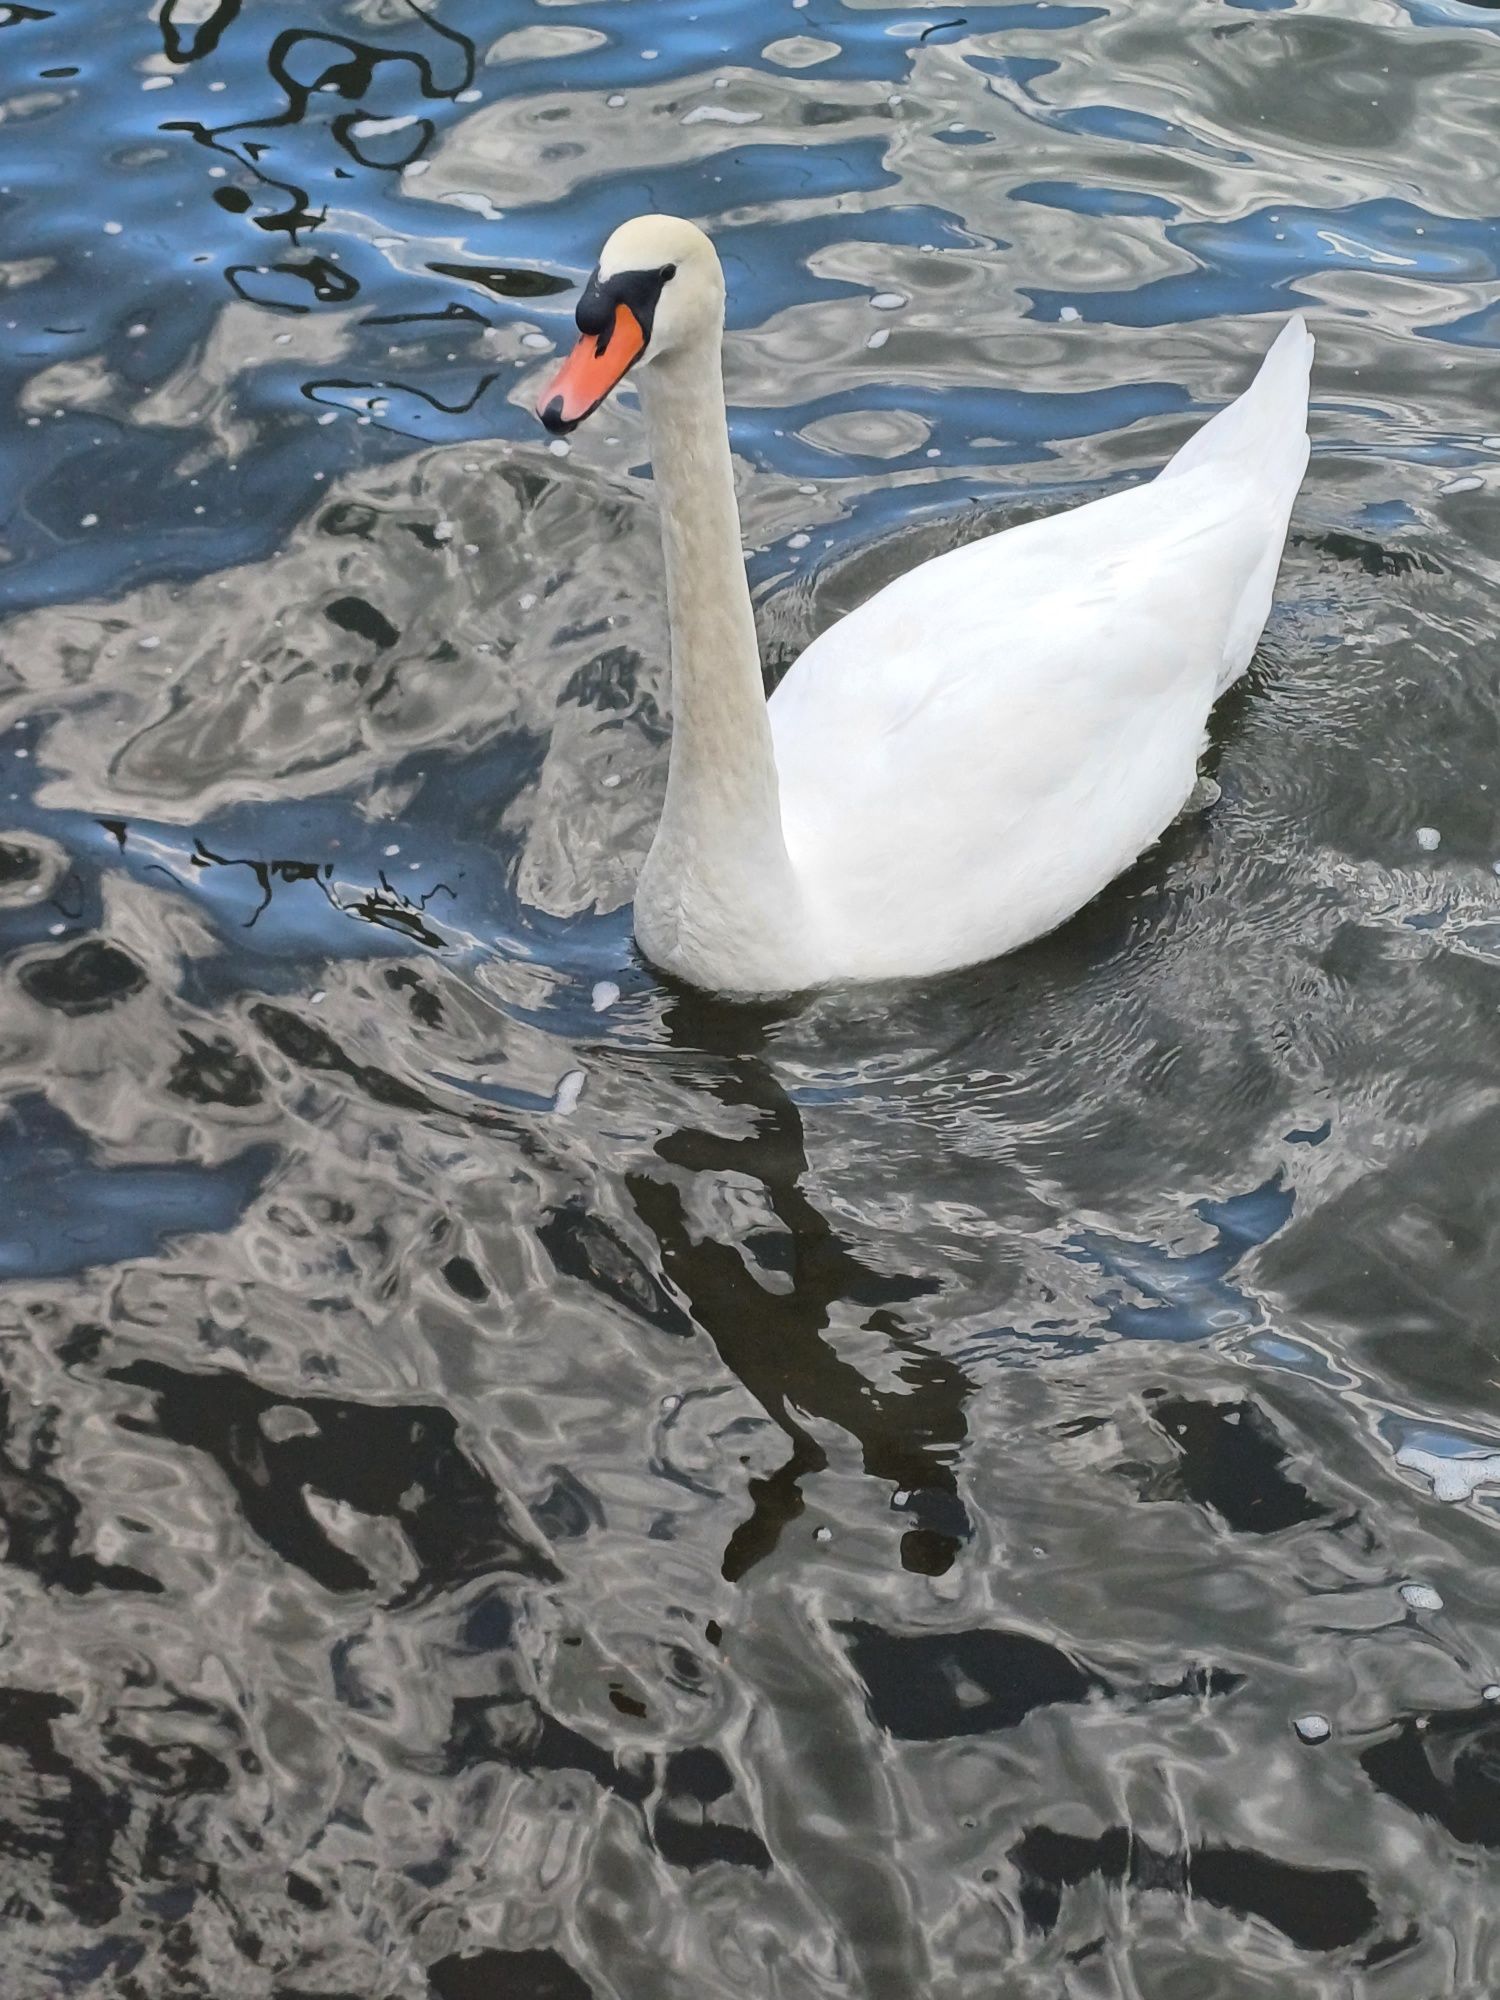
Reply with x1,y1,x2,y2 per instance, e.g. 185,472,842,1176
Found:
633,337,815,992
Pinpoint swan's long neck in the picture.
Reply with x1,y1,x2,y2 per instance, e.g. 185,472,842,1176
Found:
634,337,811,989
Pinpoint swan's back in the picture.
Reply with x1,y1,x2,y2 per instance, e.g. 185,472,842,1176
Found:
769,316,1313,981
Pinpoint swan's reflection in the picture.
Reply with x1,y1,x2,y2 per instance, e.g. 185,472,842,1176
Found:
631,983,973,1579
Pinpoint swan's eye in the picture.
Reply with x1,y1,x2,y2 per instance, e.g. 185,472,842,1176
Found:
660,263,677,282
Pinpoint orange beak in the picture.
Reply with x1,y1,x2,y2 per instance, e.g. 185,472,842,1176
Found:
537,304,646,434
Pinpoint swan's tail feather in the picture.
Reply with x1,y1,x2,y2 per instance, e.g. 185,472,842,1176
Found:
1159,314,1314,696
1160,312,1313,497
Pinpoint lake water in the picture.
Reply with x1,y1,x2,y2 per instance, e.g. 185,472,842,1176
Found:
2,1,1499,1994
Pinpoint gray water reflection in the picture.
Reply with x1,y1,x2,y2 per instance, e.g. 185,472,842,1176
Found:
1,0,1500,1994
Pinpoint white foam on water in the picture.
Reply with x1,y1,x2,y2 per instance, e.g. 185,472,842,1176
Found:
553,1069,587,1116
1396,1444,1500,1502
1399,1582,1444,1612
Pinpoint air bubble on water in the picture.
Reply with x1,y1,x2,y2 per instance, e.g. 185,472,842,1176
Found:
80,514,97,527
549,439,571,457
317,411,336,425
1059,305,1081,322
1294,1714,1331,1744
871,291,906,310
433,521,454,542
553,1068,587,1116
1415,826,1441,851
103,221,123,235
1439,474,1483,496
592,980,621,1012
607,93,626,107
788,532,810,549
521,332,551,351
383,843,400,857
866,328,889,350
1400,1582,1443,1611
310,990,326,1005
814,1526,832,1543
661,1394,681,1414
139,635,160,649
519,592,538,611
1484,1685,1500,1703
892,1489,910,1507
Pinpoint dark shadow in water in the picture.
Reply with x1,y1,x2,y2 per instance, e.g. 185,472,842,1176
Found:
1011,1822,1383,1956
1140,1392,1330,1534
0,1688,129,1929
109,1360,559,1603
842,1621,1108,1737
427,1946,597,2000
625,985,971,1581
1361,1703,1500,1848
446,1688,774,1880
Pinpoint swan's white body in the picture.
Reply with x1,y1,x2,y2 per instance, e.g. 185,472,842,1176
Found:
544,218,1313,997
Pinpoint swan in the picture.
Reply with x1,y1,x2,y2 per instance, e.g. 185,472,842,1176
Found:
535,214,1313,998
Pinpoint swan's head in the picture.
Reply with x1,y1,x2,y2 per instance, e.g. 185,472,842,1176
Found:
536,214,723,435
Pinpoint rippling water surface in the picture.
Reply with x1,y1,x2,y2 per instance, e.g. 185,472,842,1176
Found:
2,1,1500,1994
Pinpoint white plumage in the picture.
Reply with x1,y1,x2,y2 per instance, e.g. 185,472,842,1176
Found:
538,216,1314,997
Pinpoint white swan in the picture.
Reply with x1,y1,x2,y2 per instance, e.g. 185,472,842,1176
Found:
536,215,1313,998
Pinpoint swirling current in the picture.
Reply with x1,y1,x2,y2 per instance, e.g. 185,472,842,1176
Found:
2,1,1500,1995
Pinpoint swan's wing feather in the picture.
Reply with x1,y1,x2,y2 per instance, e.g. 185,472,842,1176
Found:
766,318,1313,974
773,312,1312,747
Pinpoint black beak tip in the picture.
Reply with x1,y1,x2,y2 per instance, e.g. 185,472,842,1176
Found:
539,396,576,436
